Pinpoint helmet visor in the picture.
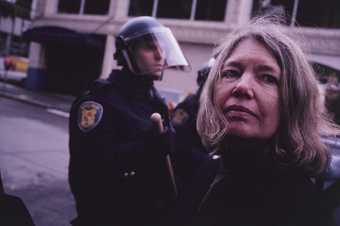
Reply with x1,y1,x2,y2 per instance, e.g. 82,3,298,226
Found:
126,27,191,74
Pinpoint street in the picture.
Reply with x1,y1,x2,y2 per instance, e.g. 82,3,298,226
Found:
0,97,76,226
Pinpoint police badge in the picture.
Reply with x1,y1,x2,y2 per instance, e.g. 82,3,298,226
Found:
171,108,189,127
78,101,103,132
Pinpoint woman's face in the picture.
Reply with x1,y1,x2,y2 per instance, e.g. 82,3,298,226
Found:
214,38,281,140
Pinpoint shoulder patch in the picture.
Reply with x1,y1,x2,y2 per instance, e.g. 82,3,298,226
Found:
78,101,103,132
171,108,189,126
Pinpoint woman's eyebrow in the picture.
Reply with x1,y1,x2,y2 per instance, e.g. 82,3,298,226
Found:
222,61,242,69
256,65,280,73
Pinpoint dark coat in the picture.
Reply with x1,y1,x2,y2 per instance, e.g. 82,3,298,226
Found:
0,194,35,226
0,171,35,226
69,69,175,226
171,92,209,189
164,152,337,226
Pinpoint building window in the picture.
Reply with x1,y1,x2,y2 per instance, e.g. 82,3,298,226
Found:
0,32,7,56
157,0,192,19
296,0,340,28
11,35,29,57
58,0,81,14
128,0,154,16
84,0,109,15
252,0,294,25
195,0,227,21
128,0,227,21
0,0,33,19
58,0,110,15
0,32,28,57
252,0,340,28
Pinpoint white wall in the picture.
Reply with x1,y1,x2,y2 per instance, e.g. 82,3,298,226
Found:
155,42,214,97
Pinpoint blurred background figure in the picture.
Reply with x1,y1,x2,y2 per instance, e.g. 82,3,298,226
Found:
325,72,340,124
257,0,285,17
171,58,215,188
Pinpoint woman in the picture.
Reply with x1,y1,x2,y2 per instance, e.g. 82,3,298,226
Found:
167,17,340,226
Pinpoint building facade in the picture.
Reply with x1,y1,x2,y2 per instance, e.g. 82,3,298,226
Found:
0,0,32,77
25,0,340,101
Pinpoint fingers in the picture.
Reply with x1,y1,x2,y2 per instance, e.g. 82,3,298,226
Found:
150,112,164,133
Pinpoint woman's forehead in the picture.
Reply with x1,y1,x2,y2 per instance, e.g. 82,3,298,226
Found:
221,39,280,71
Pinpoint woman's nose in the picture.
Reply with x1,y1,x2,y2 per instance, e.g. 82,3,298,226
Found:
231,74,254,99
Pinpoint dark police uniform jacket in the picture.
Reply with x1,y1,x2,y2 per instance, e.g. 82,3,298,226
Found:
69,69,175,226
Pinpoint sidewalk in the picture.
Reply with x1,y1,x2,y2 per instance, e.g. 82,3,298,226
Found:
0,81,75,114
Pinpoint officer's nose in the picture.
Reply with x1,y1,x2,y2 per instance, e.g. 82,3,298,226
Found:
154,46,164,61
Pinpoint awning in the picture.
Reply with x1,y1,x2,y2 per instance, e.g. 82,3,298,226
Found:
307,54,340,72
22,26,104,48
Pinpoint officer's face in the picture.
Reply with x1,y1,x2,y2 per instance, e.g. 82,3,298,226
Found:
135,40,165,79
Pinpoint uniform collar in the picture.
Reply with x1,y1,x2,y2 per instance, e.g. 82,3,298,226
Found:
108,69,155,98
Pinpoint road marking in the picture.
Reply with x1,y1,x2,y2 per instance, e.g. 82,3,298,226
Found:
46,108,69,118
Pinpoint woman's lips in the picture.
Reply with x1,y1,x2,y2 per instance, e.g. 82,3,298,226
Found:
224,105,258,119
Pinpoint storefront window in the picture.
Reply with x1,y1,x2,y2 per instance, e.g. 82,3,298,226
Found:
11,35,29,57
0,32,7,56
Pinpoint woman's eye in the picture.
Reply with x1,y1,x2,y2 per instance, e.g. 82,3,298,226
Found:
221,70,240,79
261,74,278,85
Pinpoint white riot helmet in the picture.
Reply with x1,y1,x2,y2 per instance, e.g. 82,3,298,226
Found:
114,16,190,76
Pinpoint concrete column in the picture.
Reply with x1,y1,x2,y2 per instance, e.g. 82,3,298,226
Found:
34,0,47,17
238,0,253,25
107,0,116,15
224,0,239,25
45,0,58,15
114,0,129,20
31,0,38,19
25,42,48,90
28,42,46,68
100,35,117,79
225,0,253,25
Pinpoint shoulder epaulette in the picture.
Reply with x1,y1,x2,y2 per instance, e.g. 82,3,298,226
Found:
88,79,111,93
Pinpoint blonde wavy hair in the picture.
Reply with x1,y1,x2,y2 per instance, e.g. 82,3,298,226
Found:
197,17,339,175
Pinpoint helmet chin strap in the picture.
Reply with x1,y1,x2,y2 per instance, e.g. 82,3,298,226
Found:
122,50,138,74
159,69,164,81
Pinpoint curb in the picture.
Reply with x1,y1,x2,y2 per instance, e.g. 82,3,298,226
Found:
0,91,69,113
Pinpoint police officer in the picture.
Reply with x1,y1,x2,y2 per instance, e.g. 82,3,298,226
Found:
171,58,215,188
68,16,189,226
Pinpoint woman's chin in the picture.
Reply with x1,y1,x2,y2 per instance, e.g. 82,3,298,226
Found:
226,126,255,139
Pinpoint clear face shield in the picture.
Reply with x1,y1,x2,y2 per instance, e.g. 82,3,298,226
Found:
123,27,190,76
